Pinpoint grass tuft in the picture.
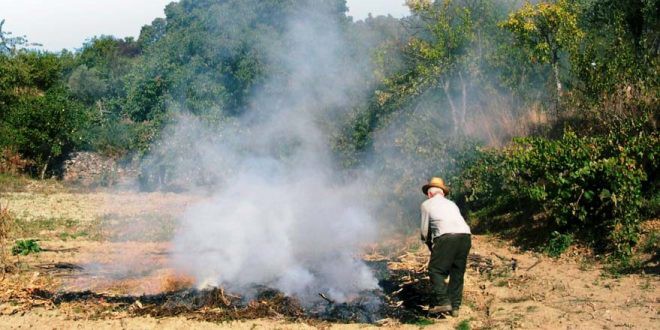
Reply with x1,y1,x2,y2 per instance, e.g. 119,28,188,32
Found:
456,319,470,330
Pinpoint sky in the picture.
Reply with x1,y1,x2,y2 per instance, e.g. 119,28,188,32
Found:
0,0,410,52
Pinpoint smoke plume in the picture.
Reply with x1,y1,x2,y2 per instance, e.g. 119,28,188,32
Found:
163,3,379,303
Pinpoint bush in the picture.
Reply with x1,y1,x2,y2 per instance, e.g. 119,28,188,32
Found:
11,239,41,256
454,116,657,258
0,148,32,175
544,231,573,258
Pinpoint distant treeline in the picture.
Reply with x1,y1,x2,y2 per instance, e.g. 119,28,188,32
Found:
0,0,657,258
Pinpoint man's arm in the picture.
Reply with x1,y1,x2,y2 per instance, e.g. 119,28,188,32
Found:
420,205,432,251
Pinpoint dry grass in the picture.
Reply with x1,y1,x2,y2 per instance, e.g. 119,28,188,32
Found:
158,271,195,292
0,202,14,277
465,102,548,147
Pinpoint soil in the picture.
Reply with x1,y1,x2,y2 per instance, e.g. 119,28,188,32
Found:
0,190,658,329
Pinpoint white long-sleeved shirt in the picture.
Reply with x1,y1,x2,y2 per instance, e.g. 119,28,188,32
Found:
420,195,471,244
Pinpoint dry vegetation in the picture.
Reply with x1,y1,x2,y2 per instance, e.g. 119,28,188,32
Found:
0,184,658,329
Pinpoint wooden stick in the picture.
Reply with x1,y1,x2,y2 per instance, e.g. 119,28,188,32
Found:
318,293,334,304
526,259,542,271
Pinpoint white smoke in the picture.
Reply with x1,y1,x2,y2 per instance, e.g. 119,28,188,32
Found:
165,4,380,303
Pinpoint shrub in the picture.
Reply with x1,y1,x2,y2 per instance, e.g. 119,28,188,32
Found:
11,239,41,256
456,319,471,330
0,148,32,175
544,231,573,258
454,117,657,258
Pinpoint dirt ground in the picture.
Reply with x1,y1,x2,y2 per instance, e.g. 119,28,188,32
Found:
0,190,658,329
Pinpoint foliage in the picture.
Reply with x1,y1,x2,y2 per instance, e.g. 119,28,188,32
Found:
572,0,659,101
412,317,435,326
641,229,659,254
0,148,32,175
454,116,658,257
11,239,41,256
500,0,584,105
456,319,471,330
544,231,573,257
500,0,584,66
67,65,109,104
0,50,91,178
4,86,89,177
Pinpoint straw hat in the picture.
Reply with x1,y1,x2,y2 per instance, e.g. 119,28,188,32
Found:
422,177,450,196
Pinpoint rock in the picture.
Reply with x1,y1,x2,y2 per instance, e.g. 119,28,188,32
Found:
62,152,136,187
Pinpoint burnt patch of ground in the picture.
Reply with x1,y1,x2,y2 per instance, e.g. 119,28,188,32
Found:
26,287,301,321
17,257,445,325
24,286,393,324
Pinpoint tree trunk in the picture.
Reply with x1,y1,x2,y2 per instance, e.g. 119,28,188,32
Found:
552,51,562,115
40,155,51,180
458,71,467,130
442,79,459,134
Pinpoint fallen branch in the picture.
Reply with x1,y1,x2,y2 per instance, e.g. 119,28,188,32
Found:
526,259,542,271
318,293,334,304
41,247,79,253
35,262,83,271
491,252,508,261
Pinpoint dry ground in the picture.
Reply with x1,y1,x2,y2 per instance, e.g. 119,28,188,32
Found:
0,188,658,329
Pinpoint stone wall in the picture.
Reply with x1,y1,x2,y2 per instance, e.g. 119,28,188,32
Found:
62,152,135,186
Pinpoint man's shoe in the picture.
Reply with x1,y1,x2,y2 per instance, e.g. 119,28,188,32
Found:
450,309,460,317
428,304,452,314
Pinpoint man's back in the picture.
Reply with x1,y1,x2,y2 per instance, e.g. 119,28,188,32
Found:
421,195,471,239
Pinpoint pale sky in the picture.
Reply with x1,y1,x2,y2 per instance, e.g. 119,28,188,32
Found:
0,0,410,52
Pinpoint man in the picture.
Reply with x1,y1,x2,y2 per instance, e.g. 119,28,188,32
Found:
420,177,471,317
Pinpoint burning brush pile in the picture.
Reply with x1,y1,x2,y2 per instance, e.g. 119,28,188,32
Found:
21,270,396,324
7,250,497,325
25,285,383,323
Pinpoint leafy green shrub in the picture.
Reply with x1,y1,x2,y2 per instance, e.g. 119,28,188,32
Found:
456,319,471,330
640,192,660,219
11,239,41,256
544,231,573,257
641,230,659,254
0,51,92,179
454,118,657,258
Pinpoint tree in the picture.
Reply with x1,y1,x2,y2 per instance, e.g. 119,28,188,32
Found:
10,87,89,178
67,65,109,104
570,0,659,100
405,0,473,132
500,0,584,109
0,19,32,55
0,49,90,178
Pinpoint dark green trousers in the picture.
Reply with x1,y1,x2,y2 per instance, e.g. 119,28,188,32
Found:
428,233,471,309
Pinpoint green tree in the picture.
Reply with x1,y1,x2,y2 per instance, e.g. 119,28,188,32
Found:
3,86,89,179
67,64,109,104
395,0,474,133
571,0,659,100
0,46,90,178
500,0,584,108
